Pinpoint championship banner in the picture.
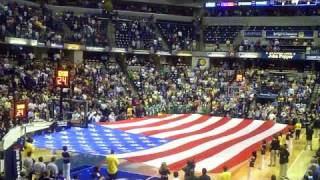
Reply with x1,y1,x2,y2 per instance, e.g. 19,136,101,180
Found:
265,31,313,39
192,57,210,70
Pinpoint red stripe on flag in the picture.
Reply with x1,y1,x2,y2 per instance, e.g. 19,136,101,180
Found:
125,119,252,163
142,115,211,136
168,117,230,140
118,114,191,131
167,121,275,171
210,124,290,173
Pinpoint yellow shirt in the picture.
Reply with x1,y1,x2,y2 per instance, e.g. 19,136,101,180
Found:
127,107,133,117
220,171,231,180
106,154,119,174
24,142,35,157
295,123,302,130
279,135,286,146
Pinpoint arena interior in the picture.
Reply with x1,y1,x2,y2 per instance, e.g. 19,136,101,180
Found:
1,0,320,180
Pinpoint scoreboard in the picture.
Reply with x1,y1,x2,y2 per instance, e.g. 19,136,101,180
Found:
14,101,28,119
55,69,70,88
205,0,318,7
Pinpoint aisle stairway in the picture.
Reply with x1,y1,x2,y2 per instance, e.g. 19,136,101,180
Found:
114,55,140,95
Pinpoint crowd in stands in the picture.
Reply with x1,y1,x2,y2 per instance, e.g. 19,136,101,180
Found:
1,49,318,140
2,2,320,55
62,11,110,46
0,51,136,139
157,21,196,51
0,3,64,44
125,55,320,124
114,18,162,50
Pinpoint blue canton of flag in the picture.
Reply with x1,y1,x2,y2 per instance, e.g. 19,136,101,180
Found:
33,124,170,156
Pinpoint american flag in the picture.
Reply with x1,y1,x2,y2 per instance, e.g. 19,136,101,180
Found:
34,114,289,173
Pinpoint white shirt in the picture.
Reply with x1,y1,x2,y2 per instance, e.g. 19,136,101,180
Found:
34,161,46,174
47,162,58,176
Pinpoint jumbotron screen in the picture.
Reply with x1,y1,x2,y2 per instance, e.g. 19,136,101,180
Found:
205,0,317,7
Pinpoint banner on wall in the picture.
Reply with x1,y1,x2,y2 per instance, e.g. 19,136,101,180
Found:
192,57,210,69
265,31,313,39
261,52,305,60
244,31,263,37
306,55,320,61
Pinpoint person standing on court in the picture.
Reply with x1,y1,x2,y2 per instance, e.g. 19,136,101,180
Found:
24,137,35,157
305,126,314,150
198,168,211,180
248,151,257,180
260,140,267,170
269,135,280,167
23,151,34,179
62,146,71,180
295,120,302,140
47,157,59,178
279,144,290,179
159,162,170,180
220,166,231,180
106,150,119,180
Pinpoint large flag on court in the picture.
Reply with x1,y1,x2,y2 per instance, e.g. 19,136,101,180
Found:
33,114,289,173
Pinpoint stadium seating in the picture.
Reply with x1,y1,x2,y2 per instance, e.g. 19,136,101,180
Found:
62,12,110,46
115,19,161,50
157,20,195,51
205,26,243,44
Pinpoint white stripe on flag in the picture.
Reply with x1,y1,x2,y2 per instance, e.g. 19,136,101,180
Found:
117,118,244,158
127,114,202,134
151,116,222,138
143,120,265,167
195,123,287,172
105,114,183,129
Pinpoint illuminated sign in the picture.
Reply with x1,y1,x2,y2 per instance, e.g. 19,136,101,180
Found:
14,101,28,119
64,43,81,50
205,2,216,7
55,69,70,88
237,52,260,58
266,52,295,60
306,55,320,61
266,31,314,39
